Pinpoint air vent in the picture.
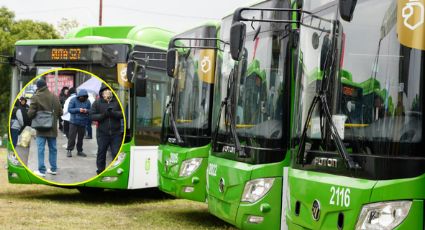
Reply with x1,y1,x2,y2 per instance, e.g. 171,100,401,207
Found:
337,212,344,230
295,201,301,216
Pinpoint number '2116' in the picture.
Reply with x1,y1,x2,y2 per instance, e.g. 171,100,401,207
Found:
329,186,350,207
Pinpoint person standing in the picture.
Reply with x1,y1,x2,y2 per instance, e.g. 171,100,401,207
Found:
61,87,76,139
10,101,24,148
58,87,69,132
19,97,29,110
90,85,123,174
27,79,63,177
66,89,91,157
85,93,95,139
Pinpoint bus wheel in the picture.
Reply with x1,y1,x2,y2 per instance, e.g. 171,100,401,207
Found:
77,187,104,195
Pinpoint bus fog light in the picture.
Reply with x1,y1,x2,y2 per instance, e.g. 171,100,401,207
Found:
248,215,264,224
183,186,194,193
10,173,19,179
111,152,126,168
179,158,202,177
355,201,412,230
101,176,118,182
7,151,21,166
241,178,275,203
116,168,124,175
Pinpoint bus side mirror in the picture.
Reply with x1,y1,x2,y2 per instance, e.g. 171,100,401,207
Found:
127,60,136,82
230,22,246,61
135,65,147,97
167,49,178,78
339,0,357,22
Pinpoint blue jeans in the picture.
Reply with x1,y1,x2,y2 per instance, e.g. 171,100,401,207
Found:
36,136,57,173
11,128,19,147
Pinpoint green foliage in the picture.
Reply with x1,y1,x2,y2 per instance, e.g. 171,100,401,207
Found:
0,7,60,135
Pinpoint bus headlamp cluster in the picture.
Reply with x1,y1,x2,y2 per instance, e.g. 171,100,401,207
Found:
179,158,202,177
111,152,126,168
241,178,274,203
7,151,21,166
355,201,412,230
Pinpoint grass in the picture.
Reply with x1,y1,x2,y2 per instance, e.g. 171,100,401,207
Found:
0,148,236,230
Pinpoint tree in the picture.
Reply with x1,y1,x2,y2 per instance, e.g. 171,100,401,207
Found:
57,17,79,38
0,7,60,136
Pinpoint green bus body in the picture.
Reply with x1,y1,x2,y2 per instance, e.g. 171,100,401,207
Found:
287,0,424,229
8,25,174,190
158,22,220,202
207,0,298,229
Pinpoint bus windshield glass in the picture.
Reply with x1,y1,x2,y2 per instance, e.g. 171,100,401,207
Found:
213,0,292,164
294,0,424,174
12,44,132,141
162,26,217,147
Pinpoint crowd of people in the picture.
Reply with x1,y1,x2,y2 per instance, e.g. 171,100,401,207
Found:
10,78,123,178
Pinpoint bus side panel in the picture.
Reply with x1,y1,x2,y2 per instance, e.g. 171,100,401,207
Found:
128,146,159,189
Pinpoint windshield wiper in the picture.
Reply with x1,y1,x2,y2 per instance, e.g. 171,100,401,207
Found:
296,29,359,170
212,69,245,157
166,77,184,144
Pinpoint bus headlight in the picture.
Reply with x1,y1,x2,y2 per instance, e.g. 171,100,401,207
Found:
241,178,274,203
111,152,126,168
179,158,202,177
355,201,412,230
8,151,21,166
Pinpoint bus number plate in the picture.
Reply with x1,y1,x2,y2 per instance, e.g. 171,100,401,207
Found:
329,186,350,208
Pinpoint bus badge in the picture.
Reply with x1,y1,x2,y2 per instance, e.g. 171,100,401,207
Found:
402,0,424,30
312,199,321,221
219,178,225,193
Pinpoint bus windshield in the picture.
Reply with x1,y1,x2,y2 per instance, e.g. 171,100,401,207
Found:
161,26,217,147
213,0,292,164
293,0,425,179
14,44,172,146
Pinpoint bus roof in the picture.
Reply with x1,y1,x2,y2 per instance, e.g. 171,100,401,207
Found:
15,26,174,51
172,21,220,38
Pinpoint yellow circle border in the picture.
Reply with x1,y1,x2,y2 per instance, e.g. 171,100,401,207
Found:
8,67,127,187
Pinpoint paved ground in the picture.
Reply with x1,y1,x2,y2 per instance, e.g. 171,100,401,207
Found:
23,125,113,184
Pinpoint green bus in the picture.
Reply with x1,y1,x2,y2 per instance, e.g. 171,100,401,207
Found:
158,22,222,202
7,25,174,191
287,0,425,229
206,0,299,228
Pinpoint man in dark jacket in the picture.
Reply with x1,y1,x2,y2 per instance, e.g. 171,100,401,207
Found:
27,79,63,177
90,84,123,174
66,89,91,157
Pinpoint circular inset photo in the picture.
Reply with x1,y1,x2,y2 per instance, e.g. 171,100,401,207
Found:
9,68,126,185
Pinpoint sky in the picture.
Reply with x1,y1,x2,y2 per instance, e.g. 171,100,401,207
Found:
0,0,255,33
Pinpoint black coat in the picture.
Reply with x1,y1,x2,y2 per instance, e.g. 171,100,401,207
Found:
90,97,123,136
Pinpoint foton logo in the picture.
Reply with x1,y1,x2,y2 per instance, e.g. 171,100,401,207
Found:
402,0,424,30
312,157,338,168
222,145,235,153
168,137,177,143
